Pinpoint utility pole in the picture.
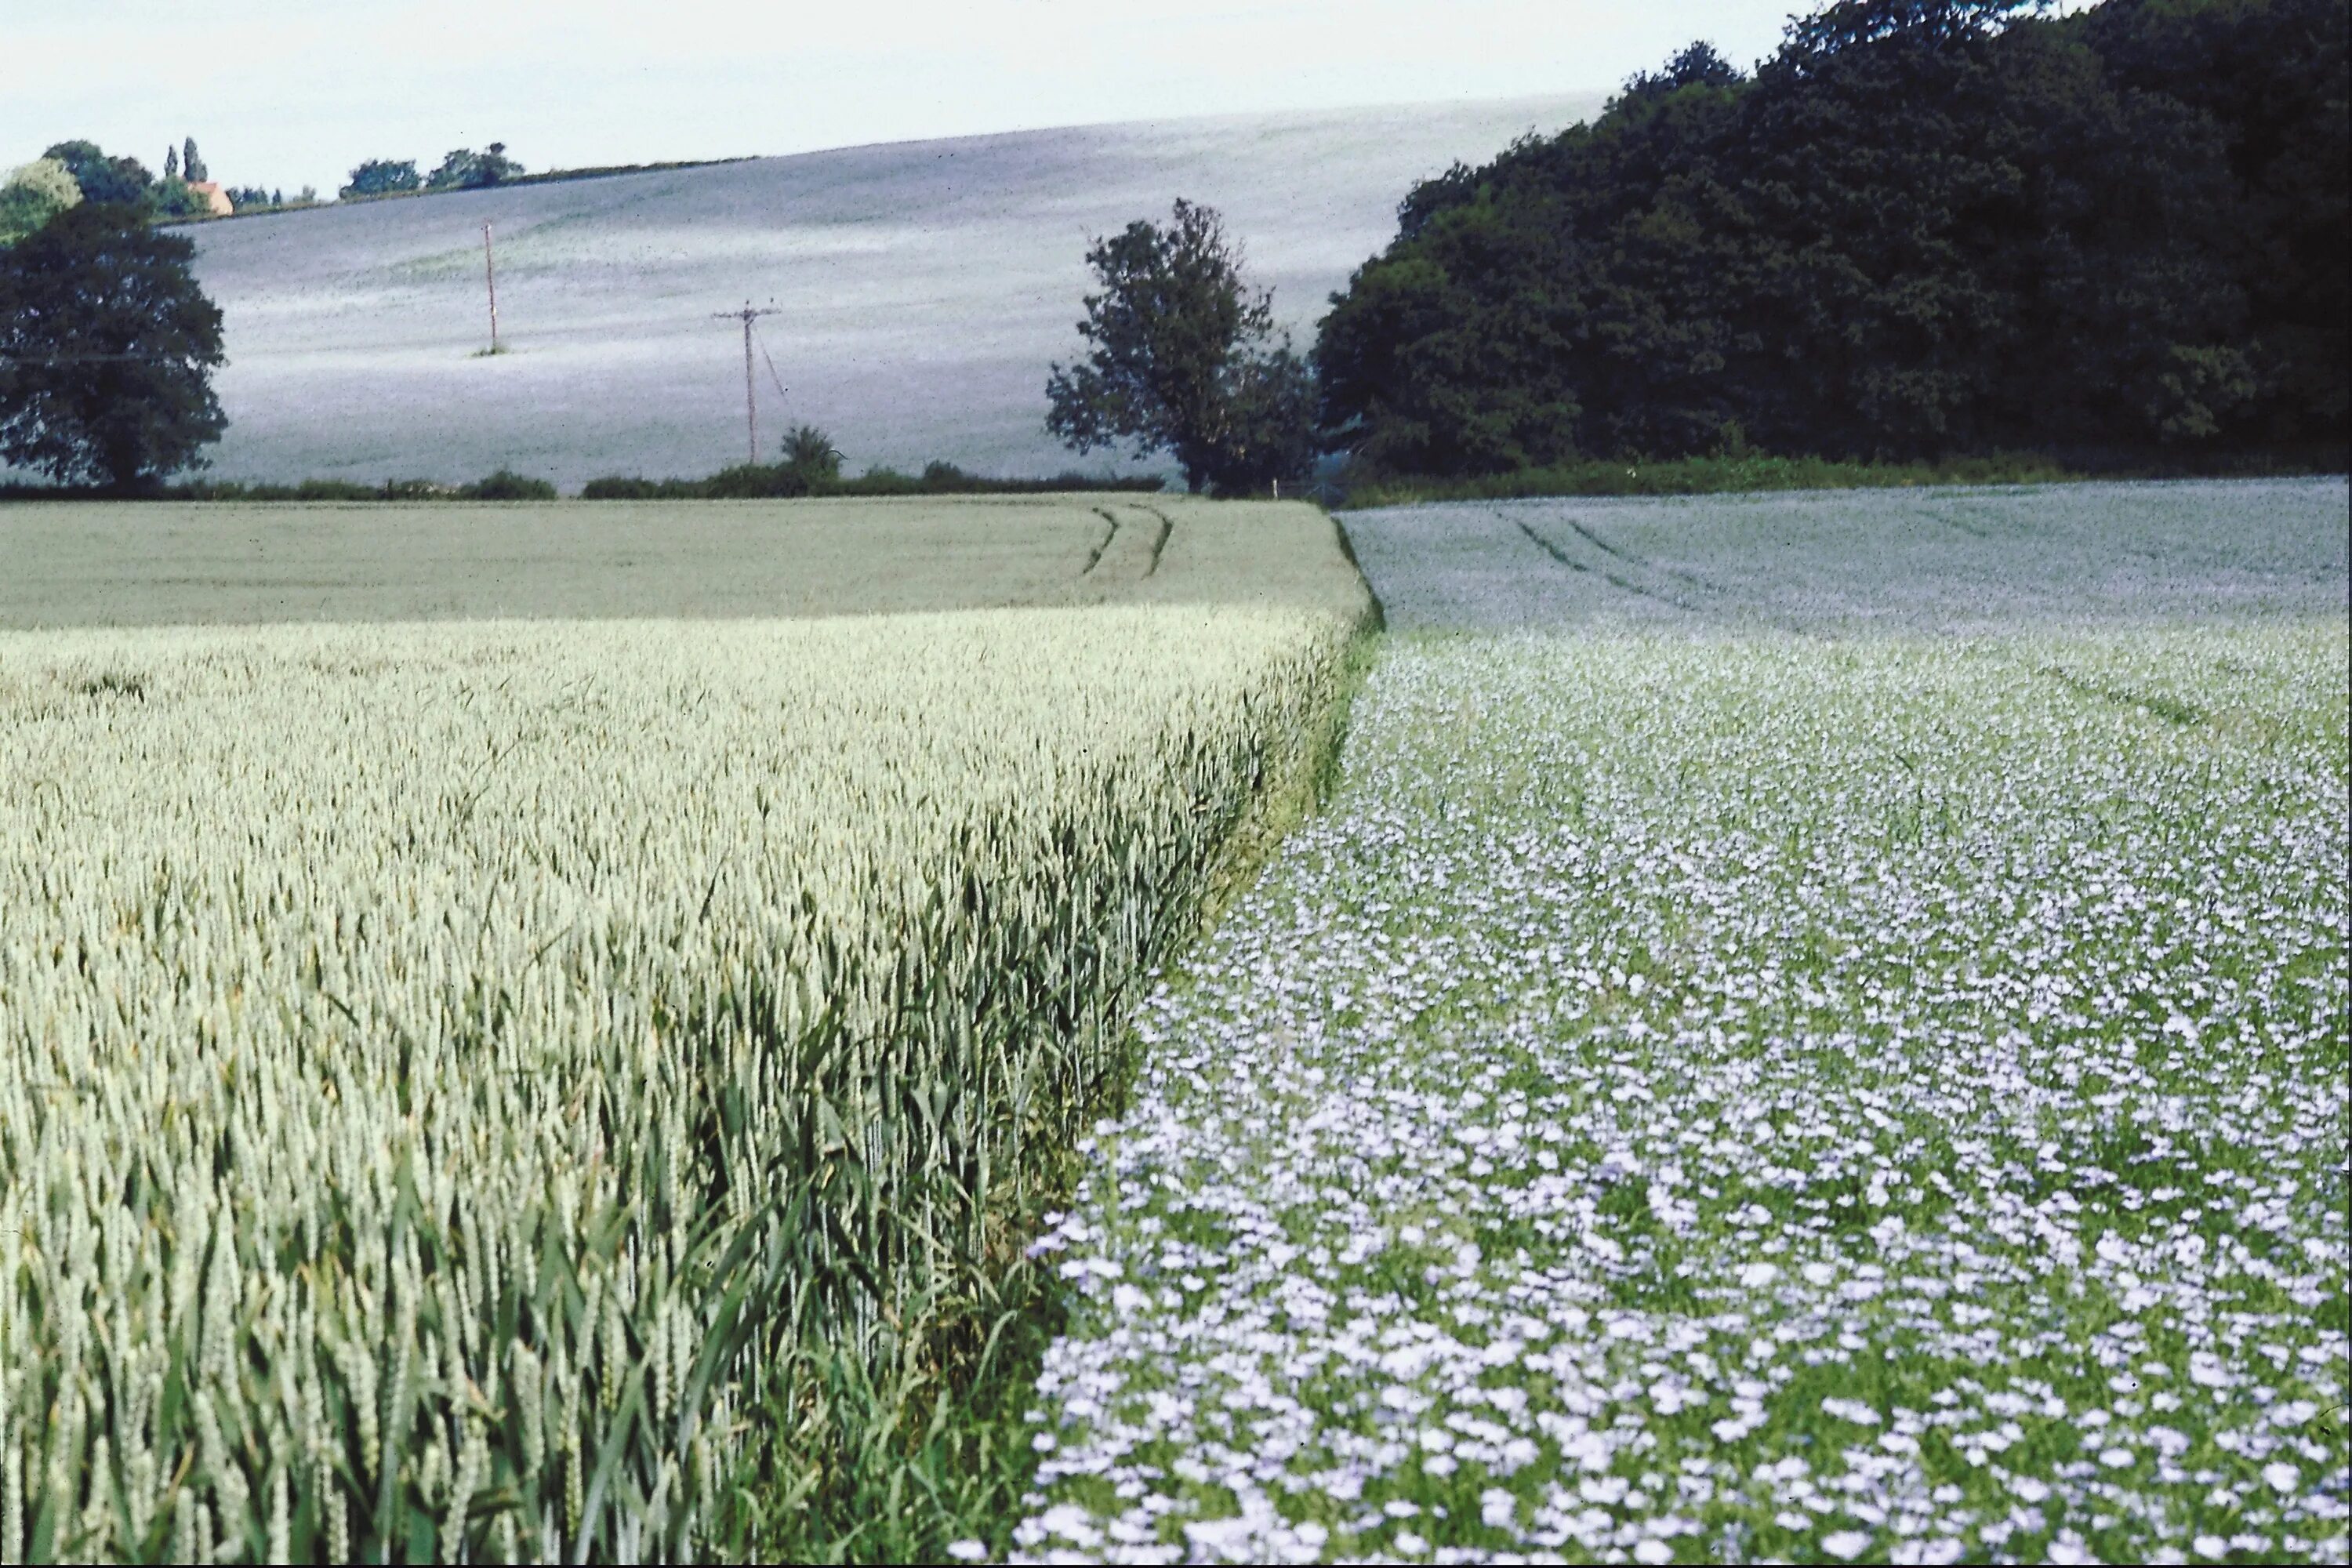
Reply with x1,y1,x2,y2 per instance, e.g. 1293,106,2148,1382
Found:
713,300,781,463
482,221,500,354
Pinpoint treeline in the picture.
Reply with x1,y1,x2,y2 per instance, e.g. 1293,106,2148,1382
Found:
1313,0,2348,475
579,463,1166,500
341,144,524,199
572,424,1161,499
2,138,307,243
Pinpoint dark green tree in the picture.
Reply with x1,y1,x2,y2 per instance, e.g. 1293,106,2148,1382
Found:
42,141,153,207
149,178,213,220
164,145,179,180
1046,198,1316,494
779,423,844,483
341,159,422,199
426,143,523,191
478,143,520,186
1314,0,2338,472
2079,0,2349,443
182,137,206,184
0,203,228,488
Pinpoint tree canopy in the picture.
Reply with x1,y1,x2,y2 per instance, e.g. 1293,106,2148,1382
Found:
341,159,422,199
0,203,227,488
1046,198,1316,495
426,143,523,191
41,141,154,209
1314,0,2347,473
0,159,82,246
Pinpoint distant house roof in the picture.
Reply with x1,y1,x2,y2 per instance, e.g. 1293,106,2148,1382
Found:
187,180,233,216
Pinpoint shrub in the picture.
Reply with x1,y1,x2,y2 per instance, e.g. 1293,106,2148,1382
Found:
461,469,558,501
381,477,459,500
339,159,421,200
292,477,377,501
705,462,811,499
780,423,844,485
581,475,663,500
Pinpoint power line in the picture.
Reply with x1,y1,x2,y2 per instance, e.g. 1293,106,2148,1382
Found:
751,318,789,406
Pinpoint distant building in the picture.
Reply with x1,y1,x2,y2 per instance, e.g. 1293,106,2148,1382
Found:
186,180,233,216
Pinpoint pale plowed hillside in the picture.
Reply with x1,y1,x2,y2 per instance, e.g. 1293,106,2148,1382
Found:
164,96,1599,490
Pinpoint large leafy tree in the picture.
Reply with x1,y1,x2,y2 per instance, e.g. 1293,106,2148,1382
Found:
2079,0,2350,443
41,140,153,208
1046,198,1314,494
0,202,227,488
1314,0,2343,472
341,158,422,199
426,143,523,191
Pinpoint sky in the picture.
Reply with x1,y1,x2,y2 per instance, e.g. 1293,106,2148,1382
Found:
2,1,1803,196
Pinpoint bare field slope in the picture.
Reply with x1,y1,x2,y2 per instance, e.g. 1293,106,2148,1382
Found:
153,97,1599,491
0,495,1371,627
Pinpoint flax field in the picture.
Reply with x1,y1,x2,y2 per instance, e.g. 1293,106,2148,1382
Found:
1015,481,2350,1566
0,499,1372,1563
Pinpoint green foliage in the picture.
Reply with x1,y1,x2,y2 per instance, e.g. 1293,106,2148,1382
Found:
579,475,678,500
579,459,1167,500
148,178,212,220
1047,198,1318,495
340,158,421,199
182,136,206,185
1336,451,2089,506
0,158,82,245
705,461,815,499
779,421,844,483
0,202,227,488
459,468,558,500
2081,0,2351,444
426,142,523,191
163,477,379,501
41,140,151,207
1314,0,2350,474
829,463,1167,497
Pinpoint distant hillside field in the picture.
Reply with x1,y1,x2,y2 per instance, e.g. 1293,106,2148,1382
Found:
158,98,1599,490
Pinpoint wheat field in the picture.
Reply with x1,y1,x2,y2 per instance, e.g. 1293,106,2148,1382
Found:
0,497,1374,1562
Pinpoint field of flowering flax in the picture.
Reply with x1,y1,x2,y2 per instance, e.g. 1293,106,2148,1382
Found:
1015,481,2350,1565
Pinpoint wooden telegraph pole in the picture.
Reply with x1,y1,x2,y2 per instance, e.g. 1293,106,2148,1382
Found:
713,301,782,463
482,221,500,354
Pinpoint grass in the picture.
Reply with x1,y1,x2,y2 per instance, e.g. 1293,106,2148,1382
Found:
1015,478,2350,1563
1335,449,2345,507
0,495,1367,629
